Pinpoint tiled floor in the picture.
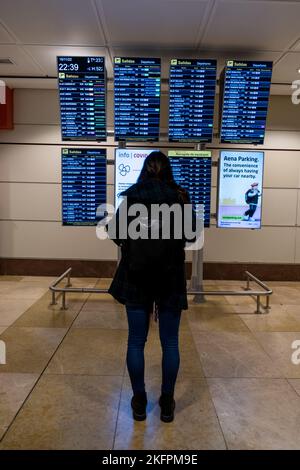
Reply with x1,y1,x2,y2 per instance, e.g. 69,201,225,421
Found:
1,276,300,449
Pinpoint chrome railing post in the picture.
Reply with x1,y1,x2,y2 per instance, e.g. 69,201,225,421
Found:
67,271,72,287
51,291,56,306
61,291,67,310
256,295,261,314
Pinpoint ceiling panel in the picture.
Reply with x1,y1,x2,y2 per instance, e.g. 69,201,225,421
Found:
0,45,43,75
24,45,113,77
272,52,300,83
0,22,15,44
0,0,105,46
98,0,209,46
201,0,300,51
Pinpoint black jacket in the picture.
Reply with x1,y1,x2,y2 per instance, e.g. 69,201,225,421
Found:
107,179,195,310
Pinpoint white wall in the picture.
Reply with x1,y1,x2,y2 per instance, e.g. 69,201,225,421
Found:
0,88,300,264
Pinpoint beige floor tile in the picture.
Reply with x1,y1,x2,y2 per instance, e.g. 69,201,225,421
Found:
0,326,7,335
0,373,39,440
0,299,37,327
45,328,127,376
0,374,122,450
239,306,300,332
20,276,56,283
284,305,300,317
0,327,67,374
0,285,48,301
0,282,24,294
190,299,230,310
287,379,300,397
114,377,226,450
80,297,124,313
193,331,281,378
68,277,99,288
232,303,270,315
87,292,117,302
12,293,81,329
187,307,248,332
73,305,128,330
224,294,262,306
254,332,300,378
208,378,300,449
134,327,205,379
0,276,23,282
94,278,112,289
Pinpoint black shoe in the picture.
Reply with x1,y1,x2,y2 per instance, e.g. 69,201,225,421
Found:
159,393,175,423
131,391,147,421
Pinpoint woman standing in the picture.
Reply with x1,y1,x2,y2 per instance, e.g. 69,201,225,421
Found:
108,151,196,423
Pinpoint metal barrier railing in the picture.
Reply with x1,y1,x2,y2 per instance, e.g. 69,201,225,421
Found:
49,268,272,314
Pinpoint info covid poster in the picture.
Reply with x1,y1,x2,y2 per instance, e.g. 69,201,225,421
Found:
217,150,264,229
114,148,158,208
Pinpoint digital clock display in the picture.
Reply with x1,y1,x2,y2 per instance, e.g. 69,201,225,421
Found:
57,56,106,141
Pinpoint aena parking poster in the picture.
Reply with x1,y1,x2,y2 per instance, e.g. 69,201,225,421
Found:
217,150,264,229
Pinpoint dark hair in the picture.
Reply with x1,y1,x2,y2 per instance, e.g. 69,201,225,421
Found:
138,151,189,203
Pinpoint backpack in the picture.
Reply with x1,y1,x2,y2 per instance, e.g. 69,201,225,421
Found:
125,206,181,288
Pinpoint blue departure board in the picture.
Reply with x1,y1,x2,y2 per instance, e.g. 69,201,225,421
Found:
61,148,106,226
220,60,273,144
57,56,106,141
114,57,161,141
169,59,217,143
168,150,212,227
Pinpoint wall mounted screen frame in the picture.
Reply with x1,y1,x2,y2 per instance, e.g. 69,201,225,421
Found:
168,150,212,227
168,59,217,143
220,60,273,145
57,56,106,141
114,57,161,142
61,148,107,226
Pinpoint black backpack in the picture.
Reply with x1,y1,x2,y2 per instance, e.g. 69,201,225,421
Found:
125,206,181,287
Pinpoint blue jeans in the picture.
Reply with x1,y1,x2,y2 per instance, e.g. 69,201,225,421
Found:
126,304,181,395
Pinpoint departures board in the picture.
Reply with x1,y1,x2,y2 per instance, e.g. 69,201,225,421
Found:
114,57,161,141
61,148,106,226
57,56,106,141
169,59,217,143
220,60,273,144
168,150,212,227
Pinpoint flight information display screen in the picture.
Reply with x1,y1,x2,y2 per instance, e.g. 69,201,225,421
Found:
57,56,106,141
169,59,217,142
61,148,106,226
168,150,212,227
220,60,273,144
114,57,161,141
